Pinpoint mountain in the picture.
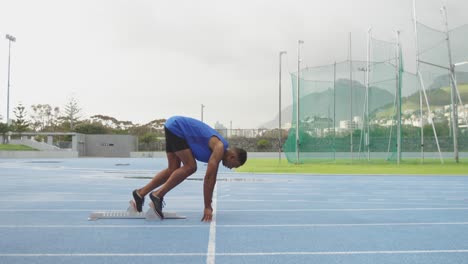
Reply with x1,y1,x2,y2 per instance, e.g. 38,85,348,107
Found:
401,83,468,111
261,72,468,129
428,72,468,90
261,79,394,128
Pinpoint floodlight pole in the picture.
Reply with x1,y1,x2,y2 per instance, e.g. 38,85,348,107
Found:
5,34,16,126
278,51,287,162
396,30,402,165
349,33,353,162
357,29,372,161
366,28,372,161
201,104,205,122
413,0,425,163
441,6,459,163
357,66,370,161
333,62,337,161
296,40,304,164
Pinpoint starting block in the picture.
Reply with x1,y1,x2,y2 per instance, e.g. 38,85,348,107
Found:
88,201,186,221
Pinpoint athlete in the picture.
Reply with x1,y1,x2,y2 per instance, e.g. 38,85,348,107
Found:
132,116,247,222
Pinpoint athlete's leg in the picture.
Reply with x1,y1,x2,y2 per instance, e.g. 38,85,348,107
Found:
136,152,181,197
152,148,197,198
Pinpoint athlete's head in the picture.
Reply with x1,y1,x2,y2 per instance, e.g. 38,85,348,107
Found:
222,147,247,169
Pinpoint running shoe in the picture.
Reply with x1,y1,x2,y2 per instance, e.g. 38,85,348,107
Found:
132,189,145,212
149,193,164,219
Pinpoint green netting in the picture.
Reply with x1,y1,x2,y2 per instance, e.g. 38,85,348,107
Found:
416,20,468,158
416,22,449,67
283,17,468,164
448,24,468,65
417,20,468,101
283,37,422,164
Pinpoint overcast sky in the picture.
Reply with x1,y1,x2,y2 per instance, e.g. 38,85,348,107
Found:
0,0,467,128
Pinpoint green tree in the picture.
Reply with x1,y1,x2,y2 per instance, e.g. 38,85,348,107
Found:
146,118,166,129
74,122,109,134
12,103,30,133
401,125,420,137
129,118,166,137
423,121,449,137
90,114,133,133
139,133,158,144
369,125,389,138
0,122,10,143
30,104,61,131
256,139,271,150
260,128,288,139
63,97,81,130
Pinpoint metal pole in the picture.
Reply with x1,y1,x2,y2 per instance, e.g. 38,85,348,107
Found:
349,33,353,162
201,104,205,122
366,28,372,161
413,0,424,164
419,85,424,163
279,51,287,162
441,6,459,163
7,40,11,126
396,30,402,165
296,40,304,164
5,34,16,126
418,73,444,164
357,66,367,158
333,62,336,161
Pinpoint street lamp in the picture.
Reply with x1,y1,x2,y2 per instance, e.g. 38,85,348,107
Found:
201,104,205,122
358,66,370,161
296,40,304,164
5,34,16,126
278,51,287,162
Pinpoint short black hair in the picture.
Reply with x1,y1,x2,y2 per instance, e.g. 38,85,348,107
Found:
233,147,247,166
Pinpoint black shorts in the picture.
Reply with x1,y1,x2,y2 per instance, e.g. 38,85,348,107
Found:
165,126,190,153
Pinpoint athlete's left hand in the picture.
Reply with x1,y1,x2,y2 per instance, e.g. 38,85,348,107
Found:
201,207,213,222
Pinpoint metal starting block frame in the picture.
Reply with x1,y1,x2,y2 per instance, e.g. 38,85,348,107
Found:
88,201,186,221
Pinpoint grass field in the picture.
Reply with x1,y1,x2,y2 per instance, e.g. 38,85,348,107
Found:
0,144,37,151
236,158,468,175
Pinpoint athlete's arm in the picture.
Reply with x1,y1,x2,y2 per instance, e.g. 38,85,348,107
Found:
201,137,225,222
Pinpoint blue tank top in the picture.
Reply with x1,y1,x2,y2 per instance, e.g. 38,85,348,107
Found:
165,116,228,162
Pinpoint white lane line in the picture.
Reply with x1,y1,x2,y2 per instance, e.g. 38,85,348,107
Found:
2,199,467,207
0,209,199,212
2,207,468,212
206,185,217,264
220,207,468,212
2,222,468,229
0,253,205,257
2,249,468,257
0,197,202,202
0,225,206,228
212,199,468,204
0,200,131,202
217,222,468,228
217,249,468,255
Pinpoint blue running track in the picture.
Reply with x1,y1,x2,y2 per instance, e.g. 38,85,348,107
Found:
1,158,468,264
